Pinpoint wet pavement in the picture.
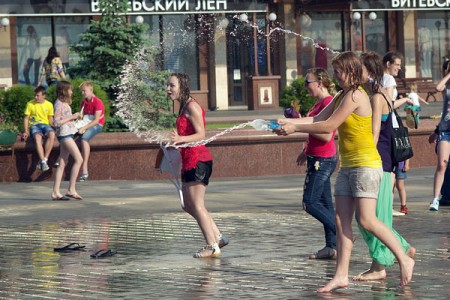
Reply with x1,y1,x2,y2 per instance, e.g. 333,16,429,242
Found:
0,167,449,299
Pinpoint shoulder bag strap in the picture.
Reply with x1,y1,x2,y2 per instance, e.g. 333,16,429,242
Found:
374,91,392,113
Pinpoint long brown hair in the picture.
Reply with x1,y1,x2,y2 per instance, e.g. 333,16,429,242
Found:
360,51,384,93
56,80,73,105
170,73,191,115
331,51,363,92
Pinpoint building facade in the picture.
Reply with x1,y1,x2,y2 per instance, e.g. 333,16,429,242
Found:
0,0,449,111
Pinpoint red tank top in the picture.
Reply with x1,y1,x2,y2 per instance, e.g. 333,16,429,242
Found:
176,99,213,171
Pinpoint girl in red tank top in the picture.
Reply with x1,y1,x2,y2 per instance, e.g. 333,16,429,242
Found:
167,73,228,258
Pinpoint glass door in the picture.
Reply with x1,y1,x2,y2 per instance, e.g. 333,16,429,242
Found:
226,16,251,107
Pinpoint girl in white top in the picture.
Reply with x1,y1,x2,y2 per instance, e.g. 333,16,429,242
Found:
382,52,413,128
51,80,83,201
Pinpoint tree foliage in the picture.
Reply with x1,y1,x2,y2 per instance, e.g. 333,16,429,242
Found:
70,0,148,94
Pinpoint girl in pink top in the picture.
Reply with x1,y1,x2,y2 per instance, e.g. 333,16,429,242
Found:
286,68,338,260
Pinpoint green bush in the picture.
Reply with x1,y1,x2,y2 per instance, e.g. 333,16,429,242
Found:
280,77,316,117
0,85,35,132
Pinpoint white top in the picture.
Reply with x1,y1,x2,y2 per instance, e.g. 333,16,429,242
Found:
408,92,420,106
382,74,399,128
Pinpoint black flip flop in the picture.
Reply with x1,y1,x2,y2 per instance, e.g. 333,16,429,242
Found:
90,249,117,259
54,243,86,252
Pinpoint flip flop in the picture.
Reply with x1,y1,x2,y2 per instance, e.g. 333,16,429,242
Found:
52,196,70,201
90,249,117,259
309,247,337,260
54,243,86,252
65,193,83,200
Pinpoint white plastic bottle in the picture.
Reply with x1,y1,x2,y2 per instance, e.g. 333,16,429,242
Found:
249,119,281,131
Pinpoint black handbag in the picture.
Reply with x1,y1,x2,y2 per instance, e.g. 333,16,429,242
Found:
391,109,414,164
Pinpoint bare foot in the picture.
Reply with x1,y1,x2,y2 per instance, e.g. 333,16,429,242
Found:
352,268,387,281
406,246,416,258
398,256,415,288
317,277,349,293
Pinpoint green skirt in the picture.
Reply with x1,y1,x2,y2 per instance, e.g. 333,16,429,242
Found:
358,171,410,266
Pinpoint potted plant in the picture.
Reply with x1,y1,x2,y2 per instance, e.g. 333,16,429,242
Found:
0,113,19,145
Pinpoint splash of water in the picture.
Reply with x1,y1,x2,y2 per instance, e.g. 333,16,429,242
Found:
117,16,342,149
166,120,260,149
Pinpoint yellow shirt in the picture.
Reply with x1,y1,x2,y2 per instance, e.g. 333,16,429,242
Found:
334,88,382,168
24,99,54,126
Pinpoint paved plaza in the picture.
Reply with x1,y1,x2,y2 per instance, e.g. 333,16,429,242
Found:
0,167,449,299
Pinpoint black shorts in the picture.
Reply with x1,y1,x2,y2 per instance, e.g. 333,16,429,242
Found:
181,161,213,185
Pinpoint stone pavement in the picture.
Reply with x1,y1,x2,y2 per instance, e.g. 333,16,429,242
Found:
0,167,449,299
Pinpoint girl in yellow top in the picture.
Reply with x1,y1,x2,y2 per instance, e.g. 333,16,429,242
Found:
277,51,414,293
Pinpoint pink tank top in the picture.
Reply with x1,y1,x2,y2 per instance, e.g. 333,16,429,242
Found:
176,99,213,171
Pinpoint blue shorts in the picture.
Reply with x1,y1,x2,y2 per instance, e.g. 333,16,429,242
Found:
30,124,55,137
57,134,74,142
81,124,102,142
437,131,450,143
394,166,408,180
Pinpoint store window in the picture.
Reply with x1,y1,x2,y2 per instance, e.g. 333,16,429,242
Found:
417,11,449,80
54,16,90,71
16,16,89,86
16,18,51,86
158,14,199,90
301,12,344,75
365,12,387,56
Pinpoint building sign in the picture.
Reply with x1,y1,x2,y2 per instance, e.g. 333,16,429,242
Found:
92,0,228,13
0,0,266,16
353,0,450,10
391,0,450,8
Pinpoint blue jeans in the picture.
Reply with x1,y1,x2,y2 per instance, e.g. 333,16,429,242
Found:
303,155,337,249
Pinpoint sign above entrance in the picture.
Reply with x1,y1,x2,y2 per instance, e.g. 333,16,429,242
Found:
0,0,267,16
353,0,450,10
91,0,267,14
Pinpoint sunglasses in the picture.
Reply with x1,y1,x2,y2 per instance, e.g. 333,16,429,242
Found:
304,79,318,86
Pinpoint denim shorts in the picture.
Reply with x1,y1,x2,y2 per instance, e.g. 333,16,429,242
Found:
30,124,55,137
394,166,408,180
334,167,382,199
57,134,74,142
182,161,213,185
437,131,450,143
81,124,102,142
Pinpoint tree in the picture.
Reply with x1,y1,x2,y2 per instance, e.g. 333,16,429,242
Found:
70,0,148,94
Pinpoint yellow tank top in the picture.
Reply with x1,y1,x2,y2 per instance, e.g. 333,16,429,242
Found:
334,88,382,168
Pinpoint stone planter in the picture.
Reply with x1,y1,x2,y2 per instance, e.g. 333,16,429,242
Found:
0,130,17,145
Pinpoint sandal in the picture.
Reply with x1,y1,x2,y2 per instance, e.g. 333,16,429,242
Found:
193,243,220,258
79,173,89,182
309,247,337,260
218,234,229,249
54,243,86,252
65,193,83,200
90,249,117,258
